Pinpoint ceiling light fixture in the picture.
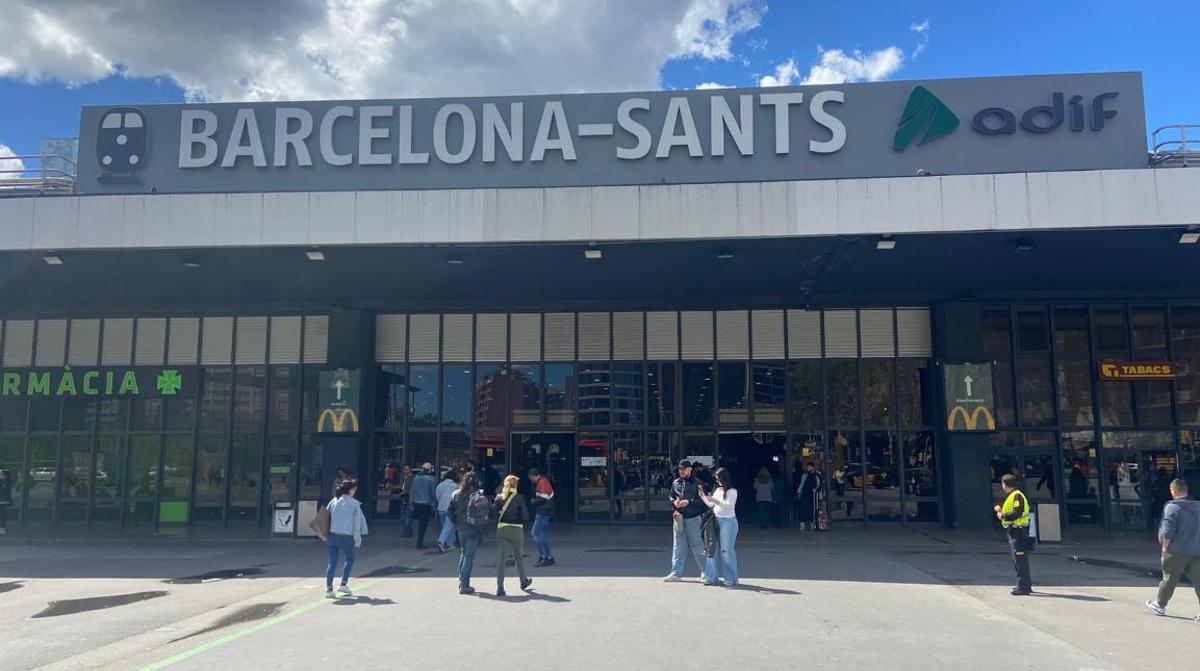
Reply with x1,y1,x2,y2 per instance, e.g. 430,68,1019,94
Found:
42,254,63,266
1013,238,1036,252
1179,230,1200,245
182,258,201,269
875,236,896,250
446,255,464,265
306,250,326,261
716,249,735,260
584,248,603,260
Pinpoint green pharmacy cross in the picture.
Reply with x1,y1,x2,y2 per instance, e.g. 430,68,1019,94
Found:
156,369,183,395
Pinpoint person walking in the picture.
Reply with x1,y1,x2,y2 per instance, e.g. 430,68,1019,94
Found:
448,471,488,595
324,479,368,598
795,463,823,531
753,467,774,529
664,460,707,582
398,464,414,537
494,474,533,596
409,463,438,549
0,469,13,535
528,468,557,567
435,470,459,553
698,467,739,587
1145,478,1200,619
994,473,1034,596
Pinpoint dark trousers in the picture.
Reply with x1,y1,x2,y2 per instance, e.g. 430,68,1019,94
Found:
1157,552,1200,607
1006,526,1033,592
413,503,433,548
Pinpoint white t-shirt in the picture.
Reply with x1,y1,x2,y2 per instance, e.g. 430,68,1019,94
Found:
707,487,738,518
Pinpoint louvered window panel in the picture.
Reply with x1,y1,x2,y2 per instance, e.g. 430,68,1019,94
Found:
2,320,34,366
442,314,473,362
578,313,611,360
786,310,821,359
681,311,714,360
374,314,407,363
646,311,679,360
135,318,167,365
101,318,134,366
613,312,644,361
823,310,858,358
509,314,541,361
716,310,749,360
303,315,329,364
408,314,441,363
167,318,200,365
475,314,508,362
751,310,785,359
268,316,302,364
34,319,68,367
859,309,896,358
201,317,235,365
897,308,933,357
543,313,575,362
235,316,268,364
67,319,101,366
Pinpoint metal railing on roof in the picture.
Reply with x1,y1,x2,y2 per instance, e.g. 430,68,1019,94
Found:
0,153,77,195
1150,124,1200,167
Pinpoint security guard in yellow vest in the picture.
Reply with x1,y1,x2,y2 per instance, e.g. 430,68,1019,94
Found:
994,473,1033,595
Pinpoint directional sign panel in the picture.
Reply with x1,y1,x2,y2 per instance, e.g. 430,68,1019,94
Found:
943,363,997,432
316,368,362,434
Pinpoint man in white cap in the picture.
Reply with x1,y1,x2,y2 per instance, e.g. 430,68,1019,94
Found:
410,462,438,549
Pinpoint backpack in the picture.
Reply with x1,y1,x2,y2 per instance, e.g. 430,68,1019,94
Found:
465,489,492,527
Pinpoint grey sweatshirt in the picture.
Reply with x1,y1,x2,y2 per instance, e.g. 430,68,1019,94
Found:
1159,497,1200,556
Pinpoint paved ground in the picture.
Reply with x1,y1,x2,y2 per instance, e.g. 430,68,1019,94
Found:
1,526,1196,671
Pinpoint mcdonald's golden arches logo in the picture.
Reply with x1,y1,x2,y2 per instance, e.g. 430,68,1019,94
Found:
317,408,360,433
946,405,996,431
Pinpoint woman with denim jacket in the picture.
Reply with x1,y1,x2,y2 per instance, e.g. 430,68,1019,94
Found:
325,479,368,598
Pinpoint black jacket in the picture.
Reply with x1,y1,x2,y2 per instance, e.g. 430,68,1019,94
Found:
494,493,530,525
0,477,12,506
670,476,707,519
448,487,477,530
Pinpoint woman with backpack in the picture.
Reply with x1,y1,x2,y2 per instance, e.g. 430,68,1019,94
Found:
494,474,532,597
325,478,368,598
448,471,487,595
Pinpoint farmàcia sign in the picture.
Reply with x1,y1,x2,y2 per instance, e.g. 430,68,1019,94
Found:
0,367,194,398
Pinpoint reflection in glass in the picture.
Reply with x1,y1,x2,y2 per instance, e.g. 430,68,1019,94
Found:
131,398,163,431
682,363,714,426
407,365,439,428
1017,357,1054,426
92,435,124,522
162,435,195,522
192,435,226,521
1062,431,1100,525
408,432,437,470
24,435,57,523
864,431,900,521
577,432,610,521
1056,359,1094,426
228,433,262,522
1053,308,1089,357
475,365,510,428
1093,309,1129,353
578,363,612,426
163,397,197,432
1172,307,1200,425
442,365,472,427
1133,307,1167,354
375,364,406,430
233,366,266,431
787,361,822,430
545,364,576,428
861,360,895,427
647,363,676,427
0,398,28,432
1016,310,1050,352
826,360,859,427
58,435,92,523
646,432,679,518
902,432,939,523
1098,380,1134,426
509,364,542,427
97,399,129,432
440,431,472,478
897,360,931,427
127,435,159,523
62,399,96,431
613,431,645,521
752,363,786,427
474,432,508,495
266,434,296,506
199,367,232,432
613,364,645,426
269,365,301,431
29,398,60,432
298,434,323,500
827,430,862,522
717,362,748,425
1136,381,1173,426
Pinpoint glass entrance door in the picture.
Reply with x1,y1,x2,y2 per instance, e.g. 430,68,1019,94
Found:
1101,431,1177,530
512,432,575,521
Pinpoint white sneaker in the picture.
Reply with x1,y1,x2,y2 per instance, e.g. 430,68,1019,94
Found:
1145,600,1165,616
338,585,353,596
325,590,336,599
662,573,682,582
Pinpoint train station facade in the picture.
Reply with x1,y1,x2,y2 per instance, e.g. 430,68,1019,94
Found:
1,71,1198,537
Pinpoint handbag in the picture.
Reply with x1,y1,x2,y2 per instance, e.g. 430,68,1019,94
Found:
309,506,331,541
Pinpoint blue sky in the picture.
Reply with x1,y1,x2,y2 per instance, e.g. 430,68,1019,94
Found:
0,0,1193,159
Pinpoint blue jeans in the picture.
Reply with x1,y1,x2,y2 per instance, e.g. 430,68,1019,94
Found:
458,530,482,588
401,500,413,536
437,510,456,547
531,514,553,559
671,515,706,577
325,534,355,590
705,516,740,585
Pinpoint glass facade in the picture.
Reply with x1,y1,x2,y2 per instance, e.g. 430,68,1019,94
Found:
985,303,1200,530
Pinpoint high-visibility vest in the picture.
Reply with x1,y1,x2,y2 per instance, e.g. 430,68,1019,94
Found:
1001,489,1031,529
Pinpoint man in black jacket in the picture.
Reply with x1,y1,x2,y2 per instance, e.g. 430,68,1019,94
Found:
665,460,708,582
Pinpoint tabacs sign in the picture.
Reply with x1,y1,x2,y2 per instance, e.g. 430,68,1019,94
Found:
75,72,1146,195
1097,361,1176,381
315,368,361,434
943,363,997,432
0,367,194,398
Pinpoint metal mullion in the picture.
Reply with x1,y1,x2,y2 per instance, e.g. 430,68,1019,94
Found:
892,308,907,526
185,319,204,532
1009,305,1023,427
1165,306,1183,468
1085,305,1110,529
257,318,273,530
221,323,239,528
855,308,867,526
641,311,650,519
573,312,581,524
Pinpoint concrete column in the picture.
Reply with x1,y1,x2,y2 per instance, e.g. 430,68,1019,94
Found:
320,308,374,499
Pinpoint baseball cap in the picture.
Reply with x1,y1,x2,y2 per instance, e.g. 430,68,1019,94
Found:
677,459,692,469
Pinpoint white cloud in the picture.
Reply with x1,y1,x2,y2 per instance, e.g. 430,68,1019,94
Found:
0,0,767,102
911,18,930,59
777,46,905,86
0,144,28,181
696,81,733,90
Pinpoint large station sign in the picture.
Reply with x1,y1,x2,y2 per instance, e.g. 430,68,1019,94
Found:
943,362,997,432
75,72,1146,195
0,366,196,398
1097,361,1176,381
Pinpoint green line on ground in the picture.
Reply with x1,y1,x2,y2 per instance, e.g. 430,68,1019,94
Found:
138,553,444,671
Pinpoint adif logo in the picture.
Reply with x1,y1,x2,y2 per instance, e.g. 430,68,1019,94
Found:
97,107,148,174
893,86,959,151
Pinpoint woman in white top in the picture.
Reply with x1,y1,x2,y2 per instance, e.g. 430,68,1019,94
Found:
698,467,739,587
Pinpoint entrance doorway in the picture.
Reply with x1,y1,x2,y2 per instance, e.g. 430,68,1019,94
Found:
511,433,575,522
717,433,786,525
1103,446,1176,530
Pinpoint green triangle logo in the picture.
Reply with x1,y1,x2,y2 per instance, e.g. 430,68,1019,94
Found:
893,85,959,151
